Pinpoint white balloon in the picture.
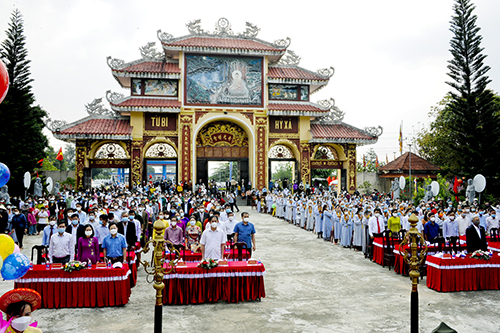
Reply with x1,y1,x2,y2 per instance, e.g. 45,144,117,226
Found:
431,181,440,197
46,177,53,193
23,172,31,189
473,174,486,193
399,176,406,190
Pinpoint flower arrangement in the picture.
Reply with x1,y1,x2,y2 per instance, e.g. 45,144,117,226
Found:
470,250,491,260
197,258,219,269
63,260,87,272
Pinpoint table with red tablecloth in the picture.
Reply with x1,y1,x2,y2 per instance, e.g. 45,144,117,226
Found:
426,254,500,292
165,248,249,263
14,264,132,308
99,251,137,287
372,237,400,265
393,241,467,276
162,261,266,305
488,241,500,252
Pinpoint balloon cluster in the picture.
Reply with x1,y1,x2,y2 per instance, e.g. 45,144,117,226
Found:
0,162,10,188
0,234,30,280
0,59,8,104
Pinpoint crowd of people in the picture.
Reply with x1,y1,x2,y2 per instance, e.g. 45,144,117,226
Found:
254,185,497,255
0,179,257,266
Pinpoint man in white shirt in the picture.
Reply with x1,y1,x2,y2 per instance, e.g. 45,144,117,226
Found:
200,217,226,260
368,208,385,239
456,209,471,235
486,209,499,234
75,203,87,225
49,221,75,264
222,211,238,242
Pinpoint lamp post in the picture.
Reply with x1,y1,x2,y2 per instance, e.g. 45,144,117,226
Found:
399,213,427,333
139,219,178,333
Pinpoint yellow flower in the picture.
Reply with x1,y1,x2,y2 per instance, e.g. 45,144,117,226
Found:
75,263,80,268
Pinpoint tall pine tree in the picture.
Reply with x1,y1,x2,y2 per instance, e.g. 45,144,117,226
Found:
445,0,500,182
0,9,48,195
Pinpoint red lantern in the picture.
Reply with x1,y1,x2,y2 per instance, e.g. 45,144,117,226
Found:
0,59,8,104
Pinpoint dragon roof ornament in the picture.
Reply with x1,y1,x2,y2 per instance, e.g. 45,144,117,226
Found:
106,56,125,70
363,126,384,137
85,97,117,117
317,66,335,78
184,18,261,39
157,30,174,43
278,50,301,66
105,90,126,105
316,98,345,124
45,118,68,132
139,42,164,61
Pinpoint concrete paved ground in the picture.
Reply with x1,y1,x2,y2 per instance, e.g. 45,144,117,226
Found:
2,206,500,332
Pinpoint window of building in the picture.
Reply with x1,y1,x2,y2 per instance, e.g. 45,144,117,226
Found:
268,84,310,101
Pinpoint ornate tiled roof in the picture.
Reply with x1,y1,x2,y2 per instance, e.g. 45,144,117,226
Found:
162,36,286,53
268,102,329,116
268,66,329,83
379,152,440,172
309,123,378,144
54,117,132,141
110,97,181,113
112,61,180,75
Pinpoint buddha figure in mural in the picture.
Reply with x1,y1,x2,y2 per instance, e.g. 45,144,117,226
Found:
227,70,249,98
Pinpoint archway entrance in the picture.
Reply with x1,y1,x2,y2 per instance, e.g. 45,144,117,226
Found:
88,142,131,188
143,142,178,183
311,145,344,193
268,144,298,190
196,121,249,189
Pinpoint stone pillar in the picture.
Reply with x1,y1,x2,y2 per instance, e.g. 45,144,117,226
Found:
75,140,86,191
180,114,193,182
300,141,311,185
255,116,267,190
347,143,357,194
131,140,143,186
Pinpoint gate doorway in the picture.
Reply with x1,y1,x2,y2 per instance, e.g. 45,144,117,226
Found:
145,160,177,183
197,158,248,191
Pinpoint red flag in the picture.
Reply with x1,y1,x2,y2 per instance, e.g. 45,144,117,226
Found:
453,176,458,194
375,156,379,168
37,159,44,166
363,155,366,168
327,176,332,184
56,147,64,161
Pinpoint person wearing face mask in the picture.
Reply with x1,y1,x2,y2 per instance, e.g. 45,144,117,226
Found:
11,208,28,250
368,208,385,240
185,218,202,252
486,209,499,235
49,221,75,264
102,222,128,264
233,212,256,257
77,225,100,264
424,213,440,243
96,214,111,248
42,216,58,247
194,205,209,224
0,288,43,333
116,212,138,251
222,211,238,243
200,216,226,260
466,216,488,253
164,216,184,247
443,212,459,241
455,208,471,236
65,215,86,246
387,209,401,234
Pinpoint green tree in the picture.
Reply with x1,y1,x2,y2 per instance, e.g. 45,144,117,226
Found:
64,144,76,171
0,9,48,195
357,148,385,172
272,162,293,181
443,0,500,180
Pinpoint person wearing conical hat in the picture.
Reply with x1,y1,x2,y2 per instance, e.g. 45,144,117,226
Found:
0,288,43,333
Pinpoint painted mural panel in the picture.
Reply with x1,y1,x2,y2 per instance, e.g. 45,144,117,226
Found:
144,79,178,96
185,54,263,106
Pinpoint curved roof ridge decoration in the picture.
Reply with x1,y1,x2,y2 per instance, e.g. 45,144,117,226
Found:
309,122,380,146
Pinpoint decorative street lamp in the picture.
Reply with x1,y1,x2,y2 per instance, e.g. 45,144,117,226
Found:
139,219,178,333
399,213,427,333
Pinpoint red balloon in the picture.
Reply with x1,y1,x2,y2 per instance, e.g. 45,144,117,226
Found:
0,59,8,104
